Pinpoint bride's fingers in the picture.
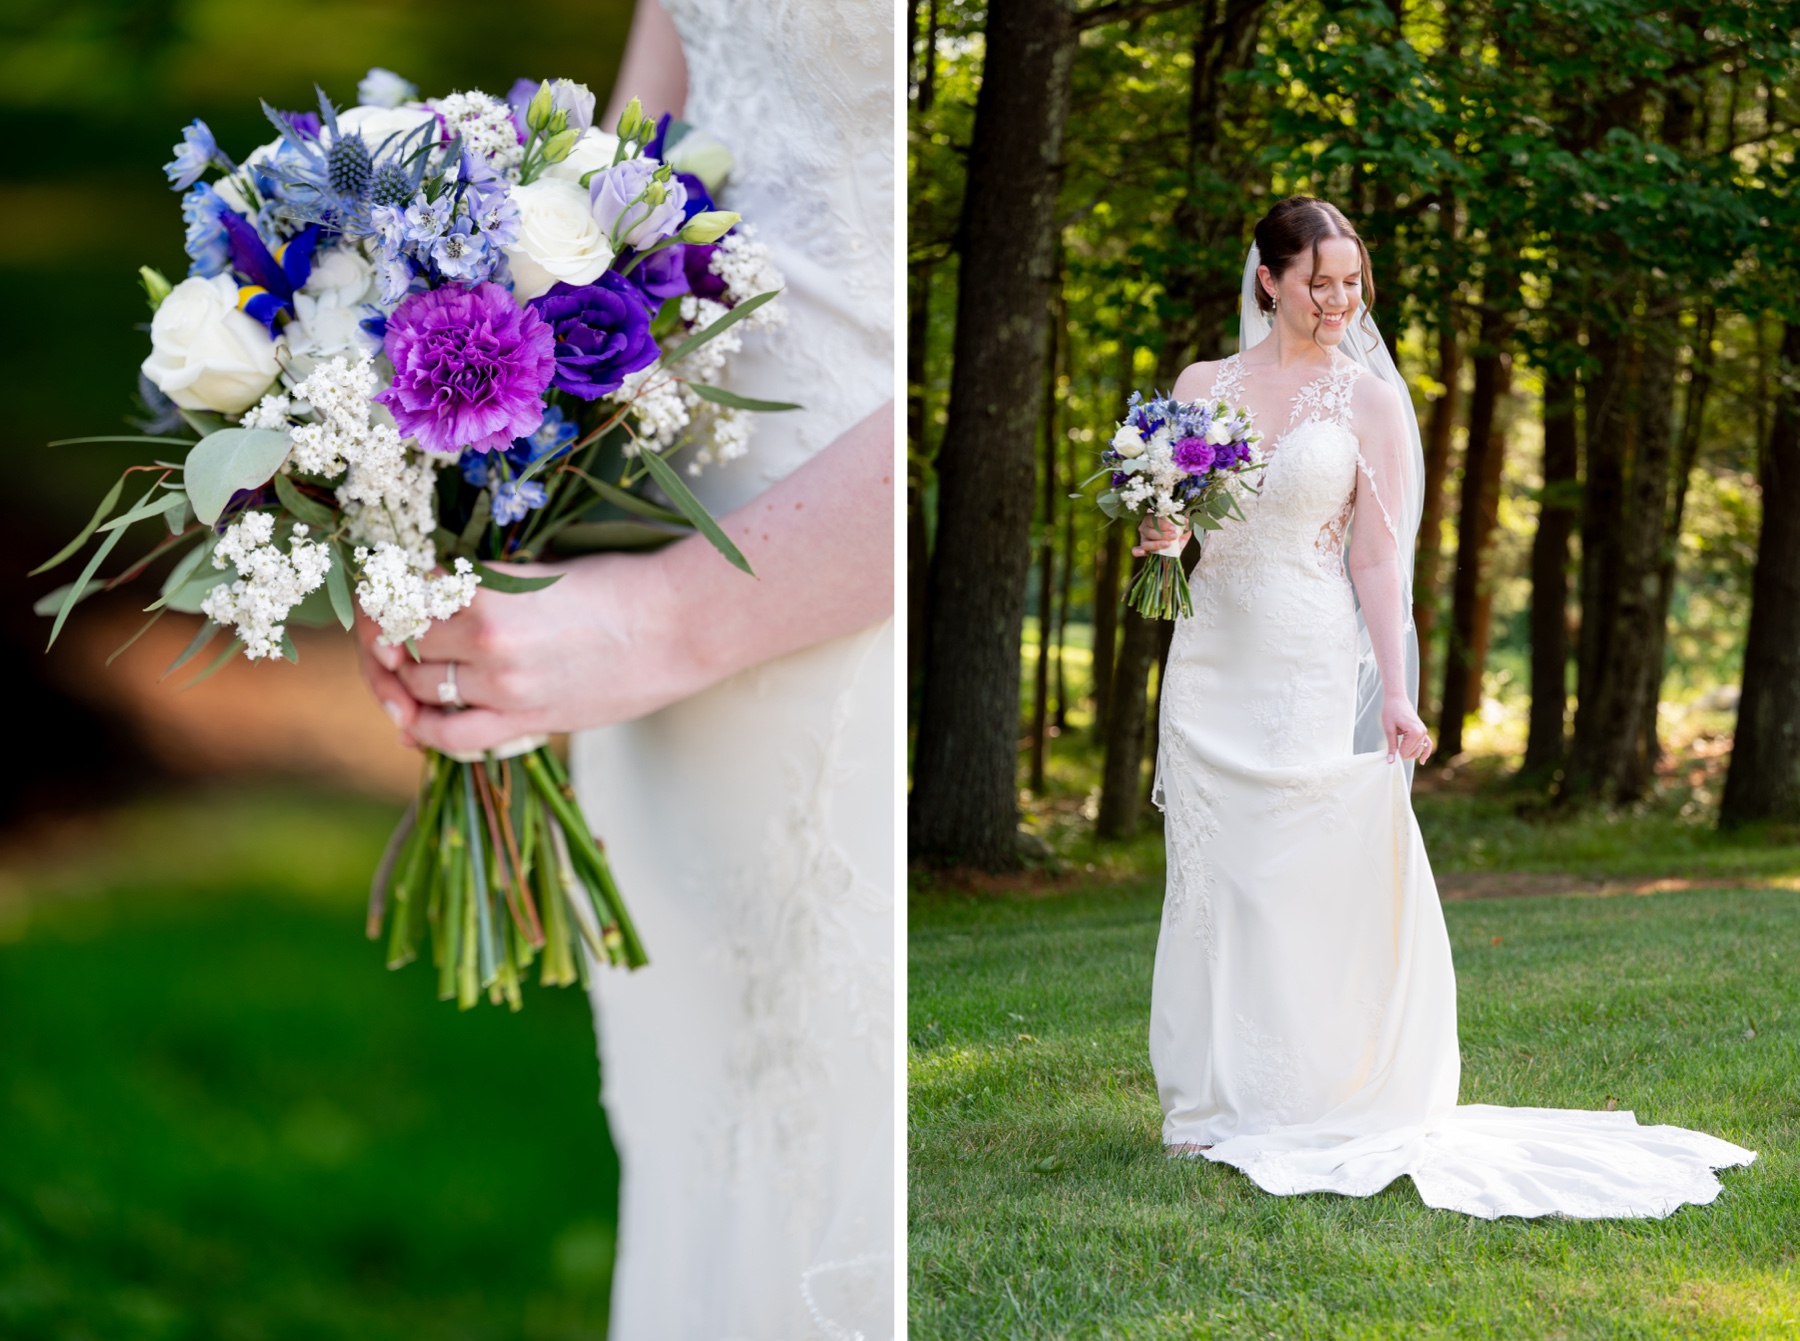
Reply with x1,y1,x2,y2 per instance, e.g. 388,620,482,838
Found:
406,704,542,756
393,658,521,711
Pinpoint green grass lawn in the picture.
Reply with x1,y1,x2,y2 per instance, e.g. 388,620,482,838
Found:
0,784,619,1340
909,874,1800,1338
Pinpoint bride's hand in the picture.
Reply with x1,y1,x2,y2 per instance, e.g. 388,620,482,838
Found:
1132,515,1190,557
354,551,701,756
1382,694,1433,765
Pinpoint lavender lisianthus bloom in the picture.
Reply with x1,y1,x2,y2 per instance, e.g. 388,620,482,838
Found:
589,157,688,250
1172,437,1214,475
376,282,556,454
527,274,661,400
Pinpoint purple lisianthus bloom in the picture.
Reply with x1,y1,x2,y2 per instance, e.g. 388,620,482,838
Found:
527,274,661,400
1213,441,1245,471
1172,437,1214,475
377,281,556,454
506,77,539,138
682,242,729,302
674,171,714,222
627,244,691,308
1110,470,1130,488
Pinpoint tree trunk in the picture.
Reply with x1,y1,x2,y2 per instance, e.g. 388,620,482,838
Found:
911,0,1078,867
1600,319,1680,800
1054,406,1076,731
1437,310,1511,758
1097,591,1160,839
1091,338,1136,737
1567,322,1635,796
1414,305,1461,711
1523,315,1580,777
1029,276,1062,793
1721,319,1800,826
906,259,934,697
1462,353,1513,715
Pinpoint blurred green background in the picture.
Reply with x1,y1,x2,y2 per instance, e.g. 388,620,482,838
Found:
1,3,640,1336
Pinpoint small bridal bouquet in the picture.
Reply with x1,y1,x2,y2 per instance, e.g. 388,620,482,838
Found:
33,71,793,1009
1091,391,1264,619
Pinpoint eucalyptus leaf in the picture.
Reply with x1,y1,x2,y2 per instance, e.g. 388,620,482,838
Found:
162,620,220,680
284,584,339,628
544,520,684,554
325,542,354,630
46,435,197,448
177,408,229,440
98,490,187,533
178,636,244,689
638,448,753,575
470,559,565,594
280,629,300,663
657,290,780,369
47,484,156,648
273,472,336,529
30,473,126,576
106,610,166,666
184,427,292,525
161,563,233,615
33,579,101,618
685,382,802,413
456,491,492,557
559,466,687,524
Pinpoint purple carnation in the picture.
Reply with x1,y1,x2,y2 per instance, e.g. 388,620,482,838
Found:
526,273,661,400
376,281,556,454
1172,436,1214,474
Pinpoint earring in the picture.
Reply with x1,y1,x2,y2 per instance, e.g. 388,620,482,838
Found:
1270,294,1278,311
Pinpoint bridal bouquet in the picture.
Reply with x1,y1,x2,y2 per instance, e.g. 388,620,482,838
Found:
33,70,792,1009
1093,391,1264,619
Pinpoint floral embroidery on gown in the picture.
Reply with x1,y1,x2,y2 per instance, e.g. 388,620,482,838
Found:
1149,352,1754,1220
570,1,895,1336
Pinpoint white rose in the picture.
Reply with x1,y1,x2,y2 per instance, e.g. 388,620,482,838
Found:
141,275,282,415
541,127,622,187
1111,424,1145,458
302,244,375,306
663,128,733,192
335,104,439,156
504,178,616,301
1205,418,1233,446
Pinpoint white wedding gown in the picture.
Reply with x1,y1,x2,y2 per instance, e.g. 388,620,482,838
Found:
1149,353,1755,1219
570,3,895,1336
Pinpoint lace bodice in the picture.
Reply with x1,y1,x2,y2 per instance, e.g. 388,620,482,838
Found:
662,0,895,513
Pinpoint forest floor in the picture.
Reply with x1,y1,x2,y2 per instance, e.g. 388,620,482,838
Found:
909,702,1800,1337
0,782,619,1340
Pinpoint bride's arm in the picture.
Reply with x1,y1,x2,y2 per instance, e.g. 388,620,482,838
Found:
605,0,688,124
357,401,896,756
1346,378,1432,764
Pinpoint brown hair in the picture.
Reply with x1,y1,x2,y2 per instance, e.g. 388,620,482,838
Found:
1252,196,1377,343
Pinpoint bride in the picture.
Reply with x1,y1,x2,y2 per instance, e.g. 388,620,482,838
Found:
1137,195,1753,1219
358,2,895,1335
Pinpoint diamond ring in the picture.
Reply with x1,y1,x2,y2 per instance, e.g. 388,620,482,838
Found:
437,662,464,708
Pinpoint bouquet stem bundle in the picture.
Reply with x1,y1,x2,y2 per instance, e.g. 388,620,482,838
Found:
371,743,645,1011
1129,548,1194,621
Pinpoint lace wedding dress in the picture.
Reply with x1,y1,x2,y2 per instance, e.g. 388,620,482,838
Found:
1149,350,1755,1219
570,3,894,1336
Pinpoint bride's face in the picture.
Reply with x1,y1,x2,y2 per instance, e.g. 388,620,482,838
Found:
1264,235,1363,347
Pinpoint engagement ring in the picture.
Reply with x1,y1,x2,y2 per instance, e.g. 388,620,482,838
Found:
437,662,464,708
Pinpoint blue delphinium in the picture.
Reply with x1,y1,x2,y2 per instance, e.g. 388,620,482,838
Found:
181,184,232,277
491,478,550,525
461,405,581,490
164,120,232,190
